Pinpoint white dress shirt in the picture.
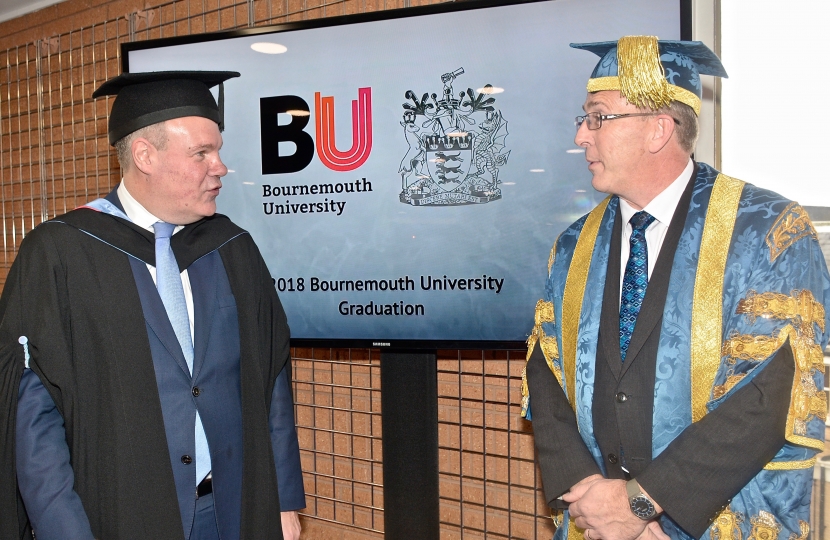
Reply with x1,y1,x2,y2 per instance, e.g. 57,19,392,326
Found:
618,159,694,303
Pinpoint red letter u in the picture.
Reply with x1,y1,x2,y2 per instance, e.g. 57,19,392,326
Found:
314,87,372,172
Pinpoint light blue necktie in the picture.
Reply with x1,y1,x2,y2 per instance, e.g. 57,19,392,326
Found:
153,221,211,483
619,211,656,362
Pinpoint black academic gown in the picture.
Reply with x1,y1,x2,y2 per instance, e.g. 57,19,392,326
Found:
0,207,290,540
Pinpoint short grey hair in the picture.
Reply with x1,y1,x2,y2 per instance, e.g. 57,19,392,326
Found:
115,121,169,171
654,100,699,154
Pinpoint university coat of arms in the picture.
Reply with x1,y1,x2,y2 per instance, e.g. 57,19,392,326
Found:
398,68,510,206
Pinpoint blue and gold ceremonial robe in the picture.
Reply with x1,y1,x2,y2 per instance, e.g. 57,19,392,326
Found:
522,163,830,539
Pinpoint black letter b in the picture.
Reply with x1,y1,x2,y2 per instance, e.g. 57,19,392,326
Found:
260,95,314,175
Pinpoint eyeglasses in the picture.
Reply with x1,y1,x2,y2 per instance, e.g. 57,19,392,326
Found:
575,112,679,131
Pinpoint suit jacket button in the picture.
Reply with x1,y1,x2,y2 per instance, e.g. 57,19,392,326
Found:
608,453,618,464
192,387,201,397
181,455,193,465
616,392,628,403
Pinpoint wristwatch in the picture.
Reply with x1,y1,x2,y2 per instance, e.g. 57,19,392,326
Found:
626,479,659,520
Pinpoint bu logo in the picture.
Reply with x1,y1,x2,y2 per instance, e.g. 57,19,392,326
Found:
260,87,373,175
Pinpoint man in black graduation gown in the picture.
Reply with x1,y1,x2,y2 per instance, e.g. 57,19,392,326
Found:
0,71,305,540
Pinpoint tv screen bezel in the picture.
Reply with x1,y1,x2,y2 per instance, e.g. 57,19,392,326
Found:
121,0,693,351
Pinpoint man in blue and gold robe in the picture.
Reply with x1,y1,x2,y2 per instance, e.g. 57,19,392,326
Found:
522,36,830,540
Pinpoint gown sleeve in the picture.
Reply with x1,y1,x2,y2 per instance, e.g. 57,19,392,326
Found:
269,364,306,511
16,369,94,540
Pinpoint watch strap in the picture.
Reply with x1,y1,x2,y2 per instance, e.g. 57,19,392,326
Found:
625,478,641,499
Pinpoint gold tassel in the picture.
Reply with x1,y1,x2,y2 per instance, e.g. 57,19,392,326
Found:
616,36,671,110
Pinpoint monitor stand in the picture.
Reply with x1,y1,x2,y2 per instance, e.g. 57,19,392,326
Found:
381,351,439,540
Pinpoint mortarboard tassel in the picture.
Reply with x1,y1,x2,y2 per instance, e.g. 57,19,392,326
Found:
218,82,225,132
616,36,672,111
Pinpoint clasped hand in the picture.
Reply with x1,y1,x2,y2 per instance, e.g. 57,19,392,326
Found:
563,475,669,540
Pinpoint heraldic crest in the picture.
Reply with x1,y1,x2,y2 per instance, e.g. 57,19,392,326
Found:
398,68,510,206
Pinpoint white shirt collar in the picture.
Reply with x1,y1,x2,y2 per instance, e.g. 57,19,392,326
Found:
619,158,694,228
117,181,183,234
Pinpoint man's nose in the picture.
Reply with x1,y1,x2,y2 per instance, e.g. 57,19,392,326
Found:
574,120,592,147
212,156,228,177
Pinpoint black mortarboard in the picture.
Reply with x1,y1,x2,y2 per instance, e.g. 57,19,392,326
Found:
92,70,241,145
570,36,727,115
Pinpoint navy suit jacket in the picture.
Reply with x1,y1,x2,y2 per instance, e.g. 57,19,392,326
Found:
16,192,304,540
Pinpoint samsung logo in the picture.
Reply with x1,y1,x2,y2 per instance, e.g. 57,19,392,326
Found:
373,342,391,347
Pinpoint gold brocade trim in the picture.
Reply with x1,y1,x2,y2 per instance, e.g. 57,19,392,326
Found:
766,202,817,263
720,325,824,448
535,300,555,326
541,336,561,380
567,516,585,540
709,505,744,540
522,300,561,418
520,365,530,418
527,301,559,369
812,393,828,421
586,76,701,115
586,76,621,91
691,174,744,422
789,520,809,540
748,511,782,540
779,324,826,448
792,367,827,435
548,239,558,275
786,434,825,452
736,289,825,338
616,36,671,110
562,197,611,410
668,85,702,116
764,457,817,470
722,334,781,363
525,327,562,387
712,374,746,400
718,325,827,437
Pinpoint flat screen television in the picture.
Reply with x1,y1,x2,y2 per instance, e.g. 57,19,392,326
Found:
123,0,690,349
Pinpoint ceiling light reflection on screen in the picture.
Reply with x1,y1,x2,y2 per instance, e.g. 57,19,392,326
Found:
251,42,288,54
477,86,504,94
529,169,544,173
286,109,310,117
566,149,585,154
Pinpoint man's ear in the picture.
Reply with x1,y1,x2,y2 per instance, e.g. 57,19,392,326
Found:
648,114,677,154
131,138,157,175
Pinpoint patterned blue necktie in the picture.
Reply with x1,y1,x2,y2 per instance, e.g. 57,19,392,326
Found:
153,221,212,483
619,211,656,362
